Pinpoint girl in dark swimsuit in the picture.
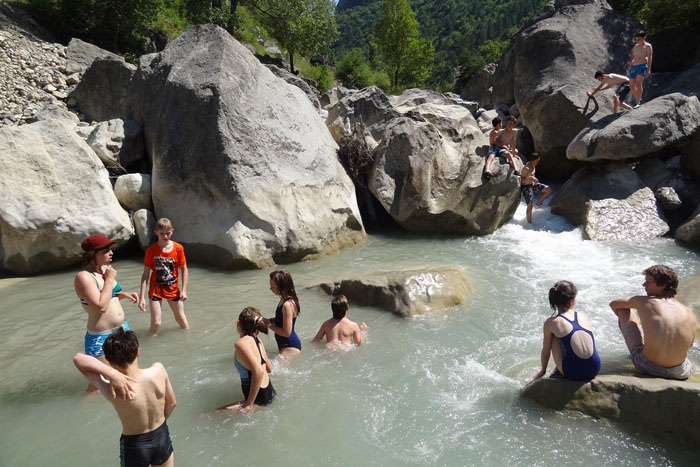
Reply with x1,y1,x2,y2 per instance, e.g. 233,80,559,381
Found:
265,270,302,358
221,307,275,414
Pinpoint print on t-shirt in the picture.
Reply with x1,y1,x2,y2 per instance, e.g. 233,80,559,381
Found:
154,256,177,286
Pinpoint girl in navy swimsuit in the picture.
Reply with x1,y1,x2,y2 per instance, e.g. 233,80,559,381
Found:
533,281,601,381
265,270,302,358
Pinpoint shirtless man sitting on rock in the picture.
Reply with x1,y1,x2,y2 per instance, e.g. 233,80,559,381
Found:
610,265,696,380
483,116,520,180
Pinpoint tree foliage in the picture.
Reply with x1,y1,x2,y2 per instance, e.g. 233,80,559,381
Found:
375,0,434,91
608,0,700,34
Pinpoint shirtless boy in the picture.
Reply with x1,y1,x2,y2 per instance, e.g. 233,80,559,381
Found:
311,295,367,348
74,328,177,466
520,155,552,223
629,30,653,107
610,265,696,380
587,71,633,113
483,116,519,180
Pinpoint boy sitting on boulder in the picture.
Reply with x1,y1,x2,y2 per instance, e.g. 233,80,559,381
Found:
483,116,520,180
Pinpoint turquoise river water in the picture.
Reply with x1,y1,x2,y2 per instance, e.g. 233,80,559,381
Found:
1,203,699,466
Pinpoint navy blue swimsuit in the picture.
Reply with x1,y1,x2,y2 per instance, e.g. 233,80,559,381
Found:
274,300,301,351
556,312,601,380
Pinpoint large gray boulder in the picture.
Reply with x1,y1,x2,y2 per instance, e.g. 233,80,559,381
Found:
325,86,400,146
521,374,700,445
131,24,364,268
30,102,79,126
86,118,145,169
567,94,700,162
114,174,152,211
460,63,496,108
582,188,669,241
69,56,136,122
681,130,700,179
315,267,473,317
132,209,156,251
675,205,700,247
489,0,640,177
65,38,121,75
320,86,353,109
0,120,133,274
369,113,520,234
549,164,646,226
265,64,321,111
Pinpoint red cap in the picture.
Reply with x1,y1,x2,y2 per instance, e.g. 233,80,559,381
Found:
81,234,116,252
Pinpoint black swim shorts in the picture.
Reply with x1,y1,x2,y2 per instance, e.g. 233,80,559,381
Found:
119,421,173,467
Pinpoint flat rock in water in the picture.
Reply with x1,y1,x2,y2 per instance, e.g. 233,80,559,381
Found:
583,188,669,241
315,267,472,317
521,374,700,445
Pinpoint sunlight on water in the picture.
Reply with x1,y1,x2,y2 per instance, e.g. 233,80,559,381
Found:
0,201,698,466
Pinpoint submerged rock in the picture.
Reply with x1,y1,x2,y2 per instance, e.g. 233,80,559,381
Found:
522,375,700,445
316,267,473,317
583,188,669,241
0,120,133,274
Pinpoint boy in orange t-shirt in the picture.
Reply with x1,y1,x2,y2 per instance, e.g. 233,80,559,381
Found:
138,218,190,335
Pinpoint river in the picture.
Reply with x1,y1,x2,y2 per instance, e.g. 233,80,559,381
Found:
1,203,698,466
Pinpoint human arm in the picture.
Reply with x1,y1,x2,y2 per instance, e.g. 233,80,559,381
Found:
489,129,498,145
353,323,362,347
533,321,553,380
138,266,151,312
179,263,188,301
587,82,610,96
235,339,265,413
311,322,327,344
73,353,136,399
74,268,117,313
609,296,643,315
119,292,138,303
161,365,176,419
268,301,295,337
646,43,653,73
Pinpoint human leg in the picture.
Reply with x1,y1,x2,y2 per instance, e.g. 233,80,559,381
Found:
279,347,301,358
631,75,644,105
167,299,189,329
149,298,163,335
535,185,552,206
613,95,620,113
154,453,174,467
504,151,519,173
484,153,495,176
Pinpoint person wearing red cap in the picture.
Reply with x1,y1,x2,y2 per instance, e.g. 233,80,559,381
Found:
74,234,138,393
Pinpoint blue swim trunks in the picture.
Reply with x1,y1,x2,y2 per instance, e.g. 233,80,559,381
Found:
84,321,130,357
488,144,508,157
629,63,647,79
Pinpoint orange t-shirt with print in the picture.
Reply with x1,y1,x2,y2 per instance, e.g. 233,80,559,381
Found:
144,241,186,300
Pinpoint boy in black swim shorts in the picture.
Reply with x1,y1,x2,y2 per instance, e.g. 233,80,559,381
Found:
73,328,177,466
520,155,552,224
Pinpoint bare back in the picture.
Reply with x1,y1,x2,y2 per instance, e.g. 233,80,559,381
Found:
108,363,168,435
636,297,696,366
316,317,361,346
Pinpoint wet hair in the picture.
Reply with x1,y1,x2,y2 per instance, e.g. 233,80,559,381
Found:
270,270,301,315
506,116,516,124
549,281,577,311
527,154,540,162
331,295,349,320
643,265,678,297
81,251,97,267
154,218,173,232
594,71,604,79
492,117,502,127
635,30,646,38
238,306,268,336
103,328,139,367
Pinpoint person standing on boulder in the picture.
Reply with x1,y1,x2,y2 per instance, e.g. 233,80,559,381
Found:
138,218,190,336
587,71,633,113
629,30,653,108
74,234,138,393
520,155,552,223
483,116,520,179
610,265,696,380
265,270,302,358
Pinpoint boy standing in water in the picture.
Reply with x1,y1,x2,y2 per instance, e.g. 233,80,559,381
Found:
312,295,367,348
73,328,177,466
520,155,552,224
629,30,653,108
139,218,190,335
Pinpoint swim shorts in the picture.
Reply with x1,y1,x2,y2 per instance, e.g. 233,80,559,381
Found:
84,321,130,357
150,296,181,302
615,82,631,101
629,63,647,79
621,321,691,380
520,183,546,205
120,421,173,467
488,144,508,157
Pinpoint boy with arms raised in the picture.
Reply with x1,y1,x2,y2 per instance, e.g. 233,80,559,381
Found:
73,328,177,466
139,218,189,335
312,295,367,348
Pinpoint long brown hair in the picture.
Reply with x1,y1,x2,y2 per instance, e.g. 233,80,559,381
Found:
549,281,577,312
238,307,268,337
270,270,300,316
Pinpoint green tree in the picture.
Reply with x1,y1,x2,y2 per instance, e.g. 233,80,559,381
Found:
336,49,373,88
249,0,338,74
375,0,434,91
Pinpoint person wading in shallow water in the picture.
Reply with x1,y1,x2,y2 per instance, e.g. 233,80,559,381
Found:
519,155,552,224
610,265,696,380
265,270,302,358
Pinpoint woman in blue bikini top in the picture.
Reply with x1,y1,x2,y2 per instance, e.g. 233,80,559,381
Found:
533,280,601,381
265,270,302,358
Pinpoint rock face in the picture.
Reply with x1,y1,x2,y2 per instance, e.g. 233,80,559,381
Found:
325,86,400,145
114,174,152,211
69,56,136,122
549,164,646,226
460,63,495,108
567,94,700,162
133,209,156,250
265,64,321,111
681,130,700,179
86,118,145,170
582,188,669,241
487,0,641,177
65,38,120,75
0,120,133,274
521,375,700,445
316,267,473,317
678,272,700,329
675,205,700,247
132,24,364,268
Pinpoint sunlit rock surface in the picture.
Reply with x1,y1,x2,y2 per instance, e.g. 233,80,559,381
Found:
315,267,473,317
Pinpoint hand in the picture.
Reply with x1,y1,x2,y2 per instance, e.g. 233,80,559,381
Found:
103,266,117,281
239,402,255,415
532,369,546,381
180,291,188,301
108,371,137,400
125,292,138,303
586,91,593,97
138,298,147,312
